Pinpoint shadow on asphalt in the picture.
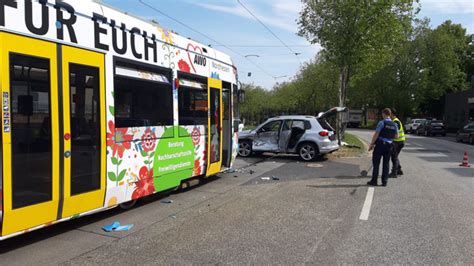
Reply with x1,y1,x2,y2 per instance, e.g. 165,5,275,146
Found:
403,149,451,154
0,176,222,253
306,184,364,189
237,153,328,165
322,175,369,180
444,168,474,178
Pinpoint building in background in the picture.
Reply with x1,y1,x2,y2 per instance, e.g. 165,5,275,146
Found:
444,78,474,130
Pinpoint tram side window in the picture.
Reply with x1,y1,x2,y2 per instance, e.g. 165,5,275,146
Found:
114,62,173,128
10,53,52,209
178,80,208,127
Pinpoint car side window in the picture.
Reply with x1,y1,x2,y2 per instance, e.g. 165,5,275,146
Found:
282,120,292,131
260,120,282,133
292,120,305,130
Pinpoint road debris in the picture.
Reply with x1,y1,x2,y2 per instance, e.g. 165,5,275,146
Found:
226,168,237,173
272,176,280,181
161,199,173,204
102,221,134,232
261,177,271,180
342,141,361,149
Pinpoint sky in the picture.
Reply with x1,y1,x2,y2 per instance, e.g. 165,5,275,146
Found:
102,0,474,90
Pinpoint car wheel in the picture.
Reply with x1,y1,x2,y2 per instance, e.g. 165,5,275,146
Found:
424,130,428,137
470,135,474,145
238,140,253,157
298,143,318,161
416,130,420,136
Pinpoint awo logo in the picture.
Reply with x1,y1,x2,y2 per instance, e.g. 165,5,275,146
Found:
186,43,206,73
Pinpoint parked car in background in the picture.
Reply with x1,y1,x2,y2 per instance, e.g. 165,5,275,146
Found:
405,118,426,134
416,120,446,136
238,108,347,161
456,123,474,144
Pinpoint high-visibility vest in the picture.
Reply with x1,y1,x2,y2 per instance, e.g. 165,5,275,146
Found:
393,117,406,142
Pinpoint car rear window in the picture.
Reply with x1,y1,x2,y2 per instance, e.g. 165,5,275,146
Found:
318,118,333,131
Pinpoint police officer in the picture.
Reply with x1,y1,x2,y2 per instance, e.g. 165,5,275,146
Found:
367,108,399,187
390,109,405,178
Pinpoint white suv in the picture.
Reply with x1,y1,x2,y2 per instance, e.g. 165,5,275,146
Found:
238,107,347,161
405,119,426,134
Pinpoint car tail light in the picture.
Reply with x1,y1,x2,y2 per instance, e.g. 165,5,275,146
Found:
319,131,329,137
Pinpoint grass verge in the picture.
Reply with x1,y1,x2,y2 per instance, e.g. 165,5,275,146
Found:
328,133,367,159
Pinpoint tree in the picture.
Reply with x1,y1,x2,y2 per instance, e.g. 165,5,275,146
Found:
239,84,270,126
298,0,419,143
417,21,469,116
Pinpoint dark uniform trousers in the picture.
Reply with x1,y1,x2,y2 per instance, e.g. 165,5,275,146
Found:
371,140,393,185
391,141,405,174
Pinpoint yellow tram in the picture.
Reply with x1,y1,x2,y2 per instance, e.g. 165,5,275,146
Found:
0,0,241,239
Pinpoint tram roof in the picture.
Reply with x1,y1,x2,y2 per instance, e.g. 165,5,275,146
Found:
90,0,235,68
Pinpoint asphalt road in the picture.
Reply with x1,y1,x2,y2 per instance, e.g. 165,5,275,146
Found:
0,131,472,265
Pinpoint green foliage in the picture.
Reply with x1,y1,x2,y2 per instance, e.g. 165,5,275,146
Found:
240,3,472,125
298,0,419,106
240,57,340,125
349,19,470,118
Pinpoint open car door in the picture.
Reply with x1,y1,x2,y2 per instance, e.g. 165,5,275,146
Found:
317,107,349,120
317,107,349,140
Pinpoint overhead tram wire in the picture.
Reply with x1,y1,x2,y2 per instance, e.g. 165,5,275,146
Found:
236,0,303,65
212,45,312,48
137,0,277,79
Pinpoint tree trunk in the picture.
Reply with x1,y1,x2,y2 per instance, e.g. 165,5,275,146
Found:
336,65,349,146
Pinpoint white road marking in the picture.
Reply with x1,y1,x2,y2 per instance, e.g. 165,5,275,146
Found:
403,147,423,150
359,187,375,221
417,153,448,157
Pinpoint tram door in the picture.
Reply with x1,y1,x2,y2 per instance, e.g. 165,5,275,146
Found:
206,78,223,176
222,82,232,168
1,33,106,236
60,46,106,218
1,34,60,235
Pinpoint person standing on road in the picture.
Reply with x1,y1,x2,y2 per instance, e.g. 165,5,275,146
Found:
390,109,405,178
367,108,399,187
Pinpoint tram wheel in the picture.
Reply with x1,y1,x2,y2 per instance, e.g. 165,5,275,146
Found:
119,200,137,210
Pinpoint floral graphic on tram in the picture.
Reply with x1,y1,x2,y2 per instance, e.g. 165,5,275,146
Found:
141,128,157,153
106,120,133,159
159,27,174,45
132,166,155,200
178,59,191,73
